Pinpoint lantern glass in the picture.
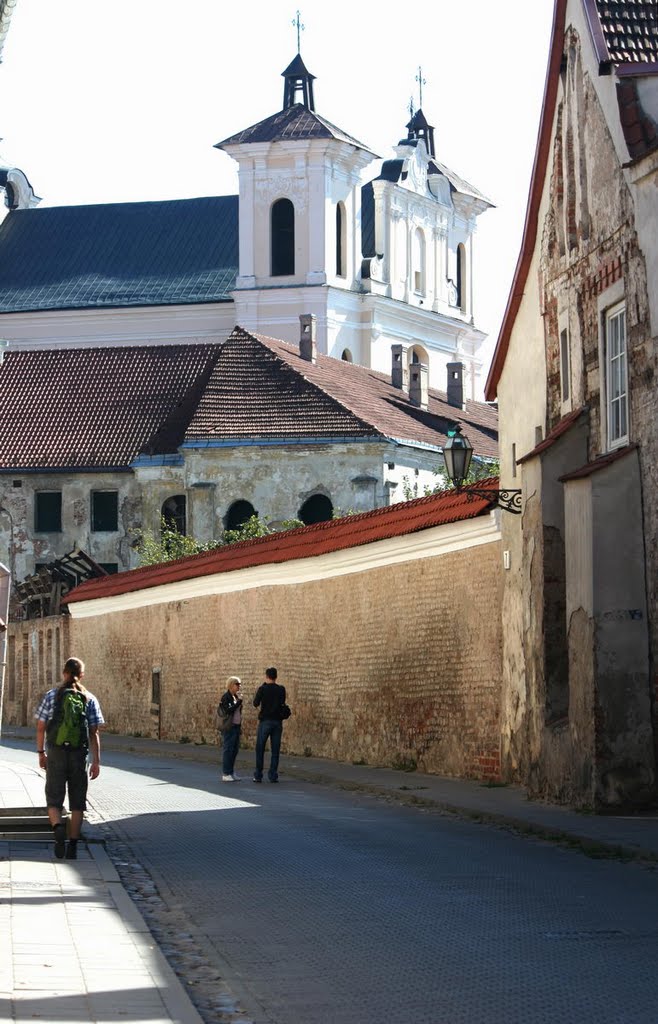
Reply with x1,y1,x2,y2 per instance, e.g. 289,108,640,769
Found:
443,427,473,487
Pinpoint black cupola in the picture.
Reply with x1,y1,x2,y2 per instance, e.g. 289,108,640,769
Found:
282,53,316,110
405,108,436,158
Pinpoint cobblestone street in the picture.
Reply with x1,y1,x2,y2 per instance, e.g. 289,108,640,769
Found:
4,741,658,1024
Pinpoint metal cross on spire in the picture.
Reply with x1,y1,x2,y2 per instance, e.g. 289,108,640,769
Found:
292,10,305,53
415,66,427,108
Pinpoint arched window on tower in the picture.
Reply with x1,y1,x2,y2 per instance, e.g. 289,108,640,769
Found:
341,348,353,363
162,495,186,535
456,243,467,312
413,228,426,295
225,500,257,532
271,198,295,276
408,344,429,369
336,202,346,278
298,493,333,525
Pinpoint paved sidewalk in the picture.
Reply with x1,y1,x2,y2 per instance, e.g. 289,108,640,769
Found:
4,725,658,861
0,757,204,1024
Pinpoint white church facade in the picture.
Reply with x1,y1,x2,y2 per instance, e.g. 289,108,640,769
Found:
0,52,492,399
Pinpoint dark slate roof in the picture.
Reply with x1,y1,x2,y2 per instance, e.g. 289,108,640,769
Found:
282,54,316,79
0,344,221,470
595,0,658,63
216,104,376,154
0,196,239,313
186,327,499,457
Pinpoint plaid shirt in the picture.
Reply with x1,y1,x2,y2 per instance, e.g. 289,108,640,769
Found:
35,687,105,728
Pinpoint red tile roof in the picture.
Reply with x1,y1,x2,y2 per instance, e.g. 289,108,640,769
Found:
64,482,498,606
0,327,497,471
0,344,221,470
186,327,499,457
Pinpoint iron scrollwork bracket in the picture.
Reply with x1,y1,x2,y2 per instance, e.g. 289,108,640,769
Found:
463,487,523,515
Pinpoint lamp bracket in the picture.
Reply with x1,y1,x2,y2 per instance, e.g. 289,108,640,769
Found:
464,487,522,515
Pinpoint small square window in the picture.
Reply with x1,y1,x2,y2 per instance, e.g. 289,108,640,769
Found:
99,562,119,575
91,491,118,532
35,492,62,533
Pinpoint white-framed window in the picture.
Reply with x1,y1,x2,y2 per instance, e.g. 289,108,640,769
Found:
604,301,627,449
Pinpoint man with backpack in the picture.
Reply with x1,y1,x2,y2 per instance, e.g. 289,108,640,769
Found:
35,657,104,860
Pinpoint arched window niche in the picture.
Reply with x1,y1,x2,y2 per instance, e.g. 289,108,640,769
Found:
225,500,257,532
407,344,429,369
298,493,334,525
271,198,295,277
341,348,353,363
336,202,347,278
413,228,426,295
456,243,467,312
162,495,186,535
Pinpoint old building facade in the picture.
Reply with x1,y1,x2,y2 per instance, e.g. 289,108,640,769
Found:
0,323,497,580
486,0,658,807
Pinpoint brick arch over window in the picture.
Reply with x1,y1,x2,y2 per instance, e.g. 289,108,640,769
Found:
298,493,333,525
225,500,257,531
271,198,295,276
162,494,186,535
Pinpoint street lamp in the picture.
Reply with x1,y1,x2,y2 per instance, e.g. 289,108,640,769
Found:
443,425,522,515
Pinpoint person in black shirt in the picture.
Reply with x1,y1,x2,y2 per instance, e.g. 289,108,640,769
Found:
253,667,286,783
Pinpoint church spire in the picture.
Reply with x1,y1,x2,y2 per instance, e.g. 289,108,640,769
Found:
281,53,316,110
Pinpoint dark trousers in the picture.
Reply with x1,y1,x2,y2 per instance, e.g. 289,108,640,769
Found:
255,720,283,781
222,725,241,775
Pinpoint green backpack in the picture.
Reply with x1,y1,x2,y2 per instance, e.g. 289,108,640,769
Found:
50,688,88,749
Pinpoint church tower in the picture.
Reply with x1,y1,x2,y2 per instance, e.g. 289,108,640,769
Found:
215,54,377,353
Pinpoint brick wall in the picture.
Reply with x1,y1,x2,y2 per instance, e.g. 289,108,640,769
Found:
5,534,504,781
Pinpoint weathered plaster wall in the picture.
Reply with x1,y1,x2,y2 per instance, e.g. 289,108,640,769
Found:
2,615,69,727
496,16,657,806
0,441,447,579
0,473,142,581
4,528,504,781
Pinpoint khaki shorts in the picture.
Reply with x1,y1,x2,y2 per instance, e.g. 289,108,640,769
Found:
45,746,89,812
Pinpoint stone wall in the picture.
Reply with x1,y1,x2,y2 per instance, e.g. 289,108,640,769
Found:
4,530,504,781
2,615,70,728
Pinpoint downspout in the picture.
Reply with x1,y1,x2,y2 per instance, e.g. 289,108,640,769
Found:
0,562,10,741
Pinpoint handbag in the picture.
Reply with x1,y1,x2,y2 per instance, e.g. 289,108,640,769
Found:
279,703,292,721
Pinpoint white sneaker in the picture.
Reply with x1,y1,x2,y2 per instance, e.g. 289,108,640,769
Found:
232,773,241,781
221,774,235,782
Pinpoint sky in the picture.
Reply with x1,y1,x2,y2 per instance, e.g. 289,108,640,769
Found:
0,0,556,380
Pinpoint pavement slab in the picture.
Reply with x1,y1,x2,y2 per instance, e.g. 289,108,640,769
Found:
0,757,205,1024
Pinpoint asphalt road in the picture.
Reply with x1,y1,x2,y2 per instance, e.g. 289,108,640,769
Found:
7,744,658,1024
